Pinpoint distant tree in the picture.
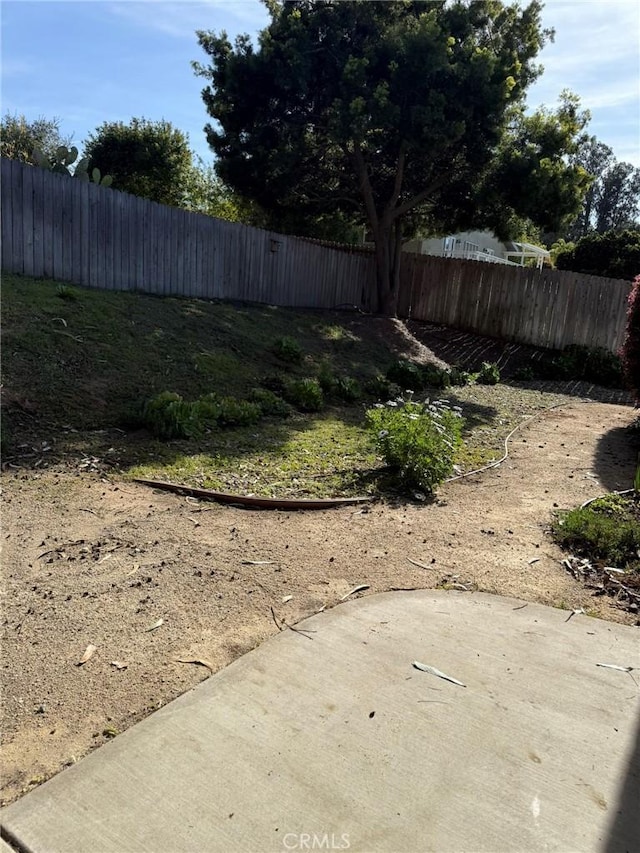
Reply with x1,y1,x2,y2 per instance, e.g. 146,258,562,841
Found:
555,229,640,280
594,161,640,234
83,118,193,207
561,135,640,241
0,112,71,163
184,156,266,224
195,0,590,313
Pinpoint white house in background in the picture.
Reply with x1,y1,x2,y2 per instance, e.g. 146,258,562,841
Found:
403,229,550,270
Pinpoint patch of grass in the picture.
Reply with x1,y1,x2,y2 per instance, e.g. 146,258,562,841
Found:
551,494,640,572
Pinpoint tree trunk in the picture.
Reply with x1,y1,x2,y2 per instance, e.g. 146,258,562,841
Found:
373,219,404,316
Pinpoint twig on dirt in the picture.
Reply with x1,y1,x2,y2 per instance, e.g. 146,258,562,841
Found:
407,558,435,570
38,540,85,559
173,657,214,672
79,508,99,516
270,606,283,631
242,560,277,565
339,584,370,601
596,663,634,672
286,624,316,640
512,603,528,610
51,329,83,342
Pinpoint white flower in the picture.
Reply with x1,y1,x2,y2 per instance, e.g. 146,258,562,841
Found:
378,429,389,438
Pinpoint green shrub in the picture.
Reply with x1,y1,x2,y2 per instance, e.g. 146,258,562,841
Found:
142,392,202,440
620,274,640,402
534,345,622,387
551,495,640,571
555,229,640,280
215,396,261,427
365,374,400,400
317,361,337,393
56,284,79,301
259,374,288,398
386,359,425,391
334,375,361,402
422,364,452,389
476,362,500,385
366,398,463,494
285,377,324,412
249,388,292,418
449,366,472,386
272,336,303,364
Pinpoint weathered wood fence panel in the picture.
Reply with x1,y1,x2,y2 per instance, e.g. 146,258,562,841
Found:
2,157,632,352
1,158,375,311
399,252,632,352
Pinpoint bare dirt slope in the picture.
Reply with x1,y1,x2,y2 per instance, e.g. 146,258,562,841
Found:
1,401,637,805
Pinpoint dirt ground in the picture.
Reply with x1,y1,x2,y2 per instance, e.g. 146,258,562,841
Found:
1,400,638,806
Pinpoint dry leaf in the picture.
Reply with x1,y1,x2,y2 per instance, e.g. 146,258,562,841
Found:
412,660,466,687
77,644,97,666
281,595,293,603
145,618,164,632
174,657,214,671
110,661,128,671
339,584,370,601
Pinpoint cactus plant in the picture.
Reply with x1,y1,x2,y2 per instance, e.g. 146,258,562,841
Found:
31,145,112,186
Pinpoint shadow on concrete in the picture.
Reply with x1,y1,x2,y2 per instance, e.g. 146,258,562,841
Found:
593,425,639,493
604,703,640,853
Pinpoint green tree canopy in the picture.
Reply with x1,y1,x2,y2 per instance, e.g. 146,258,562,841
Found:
555,228,640,280
194,0,590,313
1,112,72,163
83,118,193,207
560,136,640,241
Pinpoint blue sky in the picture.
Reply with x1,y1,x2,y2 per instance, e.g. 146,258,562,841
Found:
1,1,639,166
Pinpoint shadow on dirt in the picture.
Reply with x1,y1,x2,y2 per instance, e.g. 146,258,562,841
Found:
593,425,639,493
406,319,634,406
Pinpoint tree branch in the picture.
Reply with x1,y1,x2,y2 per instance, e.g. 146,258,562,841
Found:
391,173,450,221
388,141,407,212
353,142,379,231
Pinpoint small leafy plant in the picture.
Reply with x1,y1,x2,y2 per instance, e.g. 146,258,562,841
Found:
334,375,361,402
249,388,292,418
476,362,500,385
366,397,463,494
284,377,324,412
272,336,303,364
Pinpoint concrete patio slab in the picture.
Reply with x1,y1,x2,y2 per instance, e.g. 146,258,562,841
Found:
1,591,639,853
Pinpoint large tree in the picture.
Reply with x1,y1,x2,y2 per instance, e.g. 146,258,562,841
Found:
83,118,193,207
194,0,588,313
561,136,640,241
1,112,72,163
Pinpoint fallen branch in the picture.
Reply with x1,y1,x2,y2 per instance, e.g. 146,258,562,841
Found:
133,478,372,510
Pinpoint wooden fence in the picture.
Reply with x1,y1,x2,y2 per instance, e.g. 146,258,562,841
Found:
0,158,375,311
1,157,632,352
399,254,631,353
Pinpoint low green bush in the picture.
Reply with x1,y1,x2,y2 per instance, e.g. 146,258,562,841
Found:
366,397,463,494
535,345,622,387
386,359,425,391
364,374,400,400
476,362,500,385
272,336,303,364
142,391,203,440
215,396,261,427
317,361,337,393
249,387,292,418
334,375,361,402
551,494,640,571
284,377,324,412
